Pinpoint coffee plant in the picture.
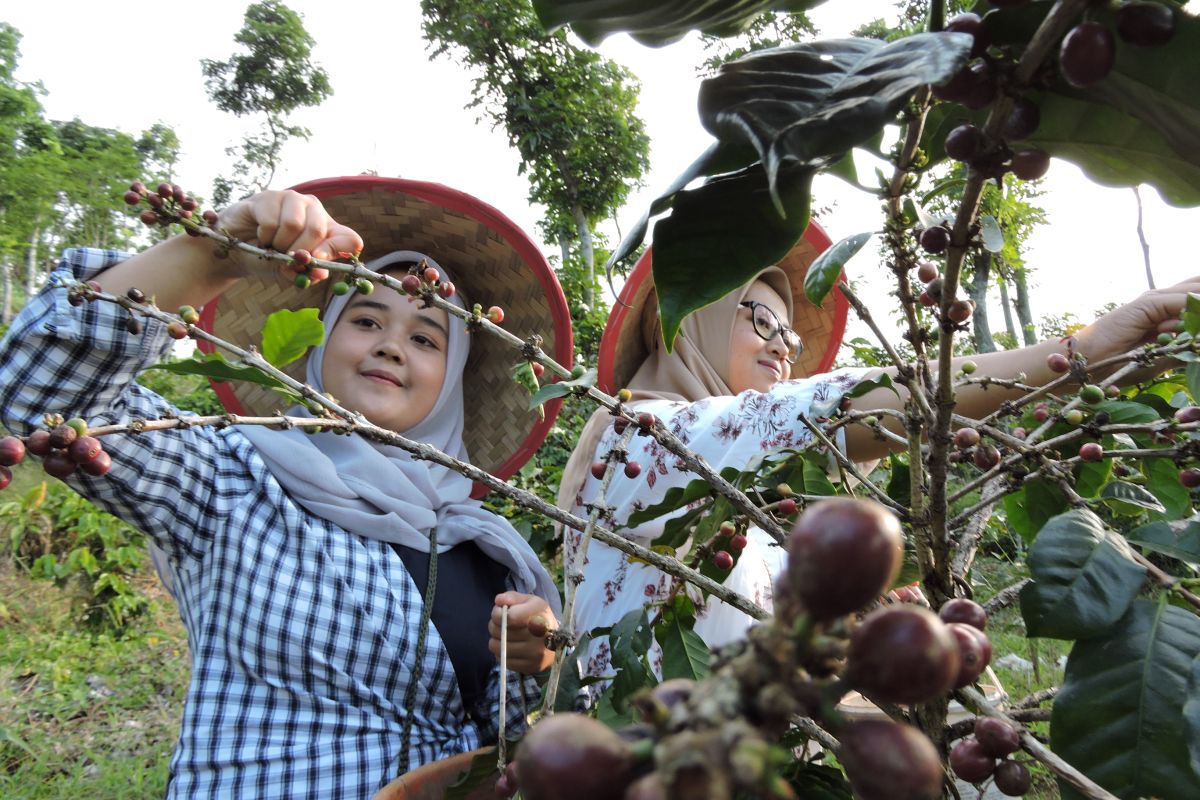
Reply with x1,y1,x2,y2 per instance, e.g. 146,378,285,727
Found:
5,1,1200,799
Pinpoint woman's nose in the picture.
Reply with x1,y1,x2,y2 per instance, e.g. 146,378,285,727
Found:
765,332,789,360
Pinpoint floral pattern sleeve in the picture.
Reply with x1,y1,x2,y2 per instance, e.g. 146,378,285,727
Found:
567,368,872,698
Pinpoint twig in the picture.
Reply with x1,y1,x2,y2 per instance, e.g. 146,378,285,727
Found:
1132,550,1200,612
982,579,1031,616
950,476,1004,578
498,606,508,767
797,413,908,516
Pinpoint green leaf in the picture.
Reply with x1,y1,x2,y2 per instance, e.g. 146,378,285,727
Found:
444,747,499,800
1101,480,1167,515
1183,293,1200,337
801,455,836,497
844,372,901,401
1143,457,1193,521
527,368,596,411
260,308,323,368
656,599,711,681
1188,362,1200,405
698,34,972,208
1019,508,1146,640
978,214,1004,253
885,454,911,505
533,0,829,47
1052,600,1200,800
146,350,290,392
1127,520,1200,565
1186,654,1200,783
551,630,595,713
1074,459,1112,499
606,607,656,715
629,476,716,528
803,231,871,307
1002,478,1068,543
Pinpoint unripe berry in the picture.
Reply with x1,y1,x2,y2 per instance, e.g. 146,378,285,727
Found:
331,281,350,296
1064,409,1085,425
179,306,200,325
993,760,1032,796
423,266,440,284
1059,22,1116,88
487,306,505,324
950,738,997,783
26,430,52,456
959,356,978,373
167,321,189,340
777,497,797,516
617,388,632,402
1046,352,1071,373
294,274,312,290
712,550,734,571
0,436,27,467
916,261,939,283
940,597,987,630
975,717,1022,758
1079,384,1105,404
590,462,607,480
355,278,374,295
920,225,951,254
954,428,981,449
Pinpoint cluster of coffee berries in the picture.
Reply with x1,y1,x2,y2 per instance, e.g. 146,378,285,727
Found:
1060,3,1177,88
0,420,113,490
951,425,1003,470
950,717,1032,796
399,263,456,301
125,180,216,235
590,456,643,482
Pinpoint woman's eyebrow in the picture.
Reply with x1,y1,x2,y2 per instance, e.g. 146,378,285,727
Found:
413,312,450,339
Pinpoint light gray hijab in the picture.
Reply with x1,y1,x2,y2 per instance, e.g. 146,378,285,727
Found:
235,250,560,613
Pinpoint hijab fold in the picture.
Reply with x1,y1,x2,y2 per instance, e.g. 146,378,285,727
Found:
240,251,561,615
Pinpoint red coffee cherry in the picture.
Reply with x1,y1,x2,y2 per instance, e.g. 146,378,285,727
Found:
437,281,456,299
777,497,797,516
950,737,997,783
973,445,1001,470
139,209,160,226
612,417,629,435
948,299,975,323
729,533,748,553
423,266,440,284
530,362,545,378
1046,352,1071,373
590,462,607,480
954,428,981,449
1059,22,1116,88
975,717,1022,758
786,498,903,621
80,449,113,477
400,275,421,295
939,597,988,630
292,249,313,267
123,190,142,206
838,720,943,800
916,261,939,283
156,182,173,199
68,436,103,464
1033,403,1050,422
487,306,505,324
0,465,10,491
1079,442,1104,462
168,321,189,340
993,759,1032,796
623,461,642,479
948,622,991,688
637,412,656,431
0,436,26,467
711,550,734,571
202,209,220,226
846,606,961,705
26,430,52,456
129,180,146,194
1178,468,1200,488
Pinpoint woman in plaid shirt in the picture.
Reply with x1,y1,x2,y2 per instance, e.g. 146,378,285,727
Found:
0,178,566,799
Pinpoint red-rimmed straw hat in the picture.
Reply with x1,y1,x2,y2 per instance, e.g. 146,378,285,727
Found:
197,176,573,497
597,220,848,394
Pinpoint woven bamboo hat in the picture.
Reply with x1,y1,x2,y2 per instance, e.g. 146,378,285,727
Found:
597,220,848,394
198,176,573,492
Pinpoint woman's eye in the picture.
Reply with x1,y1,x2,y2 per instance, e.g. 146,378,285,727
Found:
352,317,380,329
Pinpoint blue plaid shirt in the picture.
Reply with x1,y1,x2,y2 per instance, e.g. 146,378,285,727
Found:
0,249,539,799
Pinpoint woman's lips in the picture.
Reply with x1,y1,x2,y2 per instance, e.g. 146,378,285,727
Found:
361,370,402,387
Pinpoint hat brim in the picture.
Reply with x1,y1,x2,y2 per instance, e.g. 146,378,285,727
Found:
197,176,573,496
598,219,848,394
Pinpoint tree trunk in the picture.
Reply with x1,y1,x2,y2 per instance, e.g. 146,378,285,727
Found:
24,224,40,300
998,277,1017,344
1,259,12,326
1013,266,1037,346
572,204,594,308
968,250,995,353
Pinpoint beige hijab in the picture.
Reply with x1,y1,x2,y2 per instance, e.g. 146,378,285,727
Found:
556,268,794,513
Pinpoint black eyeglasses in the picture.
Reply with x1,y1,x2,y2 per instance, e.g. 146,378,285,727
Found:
738,301,803,364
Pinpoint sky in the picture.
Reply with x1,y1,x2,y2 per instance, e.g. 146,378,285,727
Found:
4,1,1198,350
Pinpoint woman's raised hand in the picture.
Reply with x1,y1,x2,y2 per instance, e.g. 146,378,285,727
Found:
1076,277,1200,366
490,592,557,675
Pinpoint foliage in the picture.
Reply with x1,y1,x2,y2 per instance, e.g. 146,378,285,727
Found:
202,0,332,204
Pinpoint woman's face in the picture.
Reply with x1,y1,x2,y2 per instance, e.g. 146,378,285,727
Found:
727,281,793,394
321,285,450,433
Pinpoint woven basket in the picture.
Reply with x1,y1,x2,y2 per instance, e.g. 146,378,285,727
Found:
598,220,848,394
198,177,573,489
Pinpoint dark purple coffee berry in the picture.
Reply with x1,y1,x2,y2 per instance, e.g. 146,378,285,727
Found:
125,316,143,336
787,498,903,621
68,436,103,464
961,61,999,110
950,738,997,783
1116,2,1176,47
939,597,987,630
1003,97,1042,141
49,424,78,450
515,714,635,800
400,275,421,295
838,720,943,800
1011,148,1050,180
80,449,112,477
123,190,142,206
171,184,185,203
993,759,1032,796
1179,468,1200,488
126,287,146,303
129,180,145,194
156,182,173,199
26,430,52,456
1059,22,1116,88
43,449,77,479
612,416,629,434
920,225,951,254
1175,406,1200,424
932,66,974,103
140,210,160,226
948,622,991,688
623,460,642,479
180,197,198,212
975,717,1022,758
973,445,1001,470
846,606,960,705
946,124,985,162
203,209,219,226
0,436,26,467
946,13,988,57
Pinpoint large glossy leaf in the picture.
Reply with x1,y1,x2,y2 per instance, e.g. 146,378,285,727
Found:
804,231,871,306
1052,600,1200,800
146,350,289,392
1187,654,1200,783
260,308,323,368
1019,508,1146,640
1002,478,1067,542
1143,457,1193,521
698,34,972,208
532,0,828,46
1127,519,1200,565
656,596,711,681
1100,479,1167,515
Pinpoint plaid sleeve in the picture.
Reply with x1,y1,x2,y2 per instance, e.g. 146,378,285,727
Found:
0,247,238,562
475,667,541,746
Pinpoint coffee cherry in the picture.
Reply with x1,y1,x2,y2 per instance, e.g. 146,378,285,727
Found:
1079,384,1105,404
1003,97,1041,141
948,622,991,688
1046,352,1071,373
156,182,173,199
932,65,974,103
787,498,903,621
612,416,630,435
1175,406,1200,424
400,275,421,295
950,738,997,783
1011,148,1050,181
80,451,111,481
1064,409,1085,425
180,197,198,212
920,225,951,254
993,759,1032,796
623,461,642,479
1033,403,1050,422
129,180,146,194
202,209,219,226
1079,442,1104,462
26,430,52,456
919,290,935,307
293,274,312,290
1116,1,1176,47
975,717,1022,757
487,306,505,324
147,194,164,209
959,357,978,373
848,606,960,704
1060,22,1116,88
139,209,160,226
954,428,981,449
916,262,939,283
163,321,188,340
531,362,545,378
0,465,10,491
171,184,185,203
123,190,142,206
777,497,797,516
973,445,1001,470
946,12,987,57
125,316,142,336
949,301,976,325
355,278,374,295
515,714,635,800
946,124,986,163
939,597,987,630
437,281,456,299
421,266,440,284
291,249,313,268
637,412,656,430
1178,468,1200,488
43,449,77,479
179,306,200,325
711,549,734,571
838,720,943,800
729,533,748,553
331,281,350,296
0,436,26,467
68,436,103,464
49,424,78,450
961,60,1000,110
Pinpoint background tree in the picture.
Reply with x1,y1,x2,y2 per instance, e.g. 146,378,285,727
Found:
201,0,332,206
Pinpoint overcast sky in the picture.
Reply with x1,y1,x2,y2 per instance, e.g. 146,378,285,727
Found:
5,1,1198,348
